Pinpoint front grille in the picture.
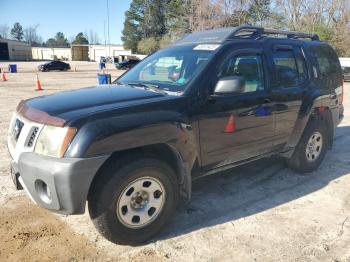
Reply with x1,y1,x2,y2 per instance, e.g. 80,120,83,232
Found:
26,127,39,147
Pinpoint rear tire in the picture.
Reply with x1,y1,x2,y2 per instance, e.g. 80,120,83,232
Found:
286,116,329,173
88,156,179,245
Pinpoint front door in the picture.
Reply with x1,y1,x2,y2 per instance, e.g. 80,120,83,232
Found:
199,50,275,170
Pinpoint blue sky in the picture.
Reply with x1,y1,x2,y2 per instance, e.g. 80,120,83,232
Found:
0,0,132,44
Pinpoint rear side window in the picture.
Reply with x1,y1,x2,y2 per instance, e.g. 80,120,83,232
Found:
311,45,341,78
272,50,299,88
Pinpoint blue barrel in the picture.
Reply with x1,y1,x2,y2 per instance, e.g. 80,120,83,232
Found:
99,62,106,70
97,74,111,85
8,64,17,73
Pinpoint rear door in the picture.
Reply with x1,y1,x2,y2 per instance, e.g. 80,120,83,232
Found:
269,43,308,148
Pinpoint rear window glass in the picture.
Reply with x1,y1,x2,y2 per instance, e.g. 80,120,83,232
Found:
311,45,341,77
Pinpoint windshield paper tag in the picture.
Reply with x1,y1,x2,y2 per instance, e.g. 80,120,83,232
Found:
194,44,220,51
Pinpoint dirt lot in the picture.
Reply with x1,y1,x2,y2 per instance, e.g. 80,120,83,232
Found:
0,61,350,261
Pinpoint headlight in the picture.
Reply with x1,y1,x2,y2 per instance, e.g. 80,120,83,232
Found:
35,126,76,158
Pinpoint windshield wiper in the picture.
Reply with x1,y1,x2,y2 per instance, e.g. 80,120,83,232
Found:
125,82,167,94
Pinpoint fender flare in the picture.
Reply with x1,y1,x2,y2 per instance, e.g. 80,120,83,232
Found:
281,94,335,158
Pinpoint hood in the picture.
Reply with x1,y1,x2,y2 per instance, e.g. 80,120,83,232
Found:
17,85,166,126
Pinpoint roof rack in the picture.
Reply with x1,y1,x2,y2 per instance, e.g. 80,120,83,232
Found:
171,26,320,47
229,26,319,41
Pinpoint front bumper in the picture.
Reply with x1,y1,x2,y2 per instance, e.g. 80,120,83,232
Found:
12,152,109,215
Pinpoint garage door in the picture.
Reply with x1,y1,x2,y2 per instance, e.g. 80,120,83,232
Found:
93,49,106,62
0,43,9,60
42,50,52,60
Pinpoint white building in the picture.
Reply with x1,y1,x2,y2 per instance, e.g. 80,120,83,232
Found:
339,57,350,67
88,44,132,62
0,38,32,61
32,47,71,61
32,44,132,62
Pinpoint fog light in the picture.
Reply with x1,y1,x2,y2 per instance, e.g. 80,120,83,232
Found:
35,179,52,204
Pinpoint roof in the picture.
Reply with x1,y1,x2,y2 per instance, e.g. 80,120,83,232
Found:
172,26,320,47
0,38,31,46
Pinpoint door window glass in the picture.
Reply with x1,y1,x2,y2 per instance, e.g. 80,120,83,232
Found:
272,50,299,88
295,51,308,83
219,54,265,93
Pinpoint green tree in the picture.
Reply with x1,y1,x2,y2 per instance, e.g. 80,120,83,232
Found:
166,0,190,36
46,38,56,47
122,0,168,53
137,37,159,54
144,0,167,38
248,0,270,26
72,32,89,44
10,22,24,41
46,32,70,47
54,32,69,47
121,0,145,53
159,34,173,49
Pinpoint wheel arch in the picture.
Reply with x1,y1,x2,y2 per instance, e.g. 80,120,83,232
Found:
281,102,334,158
87,143,193,202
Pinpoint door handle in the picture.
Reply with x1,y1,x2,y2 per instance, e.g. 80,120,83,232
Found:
263,98,272,104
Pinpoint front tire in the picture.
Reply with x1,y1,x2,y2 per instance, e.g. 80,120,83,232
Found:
88,157,179,245
287,116,329,173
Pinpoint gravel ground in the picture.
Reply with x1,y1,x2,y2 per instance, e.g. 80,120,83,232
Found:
0,61,349,261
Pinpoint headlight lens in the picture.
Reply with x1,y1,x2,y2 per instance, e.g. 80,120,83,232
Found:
35,126,76,158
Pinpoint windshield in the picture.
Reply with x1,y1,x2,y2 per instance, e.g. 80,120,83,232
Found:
116,45,217,93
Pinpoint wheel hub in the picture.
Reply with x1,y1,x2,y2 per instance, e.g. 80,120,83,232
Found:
116,176,165,229
305,131,323,162
131,191,148,208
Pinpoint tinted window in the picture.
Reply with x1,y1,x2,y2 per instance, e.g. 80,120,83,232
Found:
219,54,265,93
311,45,341,77
273,50,299,88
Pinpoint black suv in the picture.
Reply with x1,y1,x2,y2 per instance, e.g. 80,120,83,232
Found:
342,66,350,81
116,59,140,70
8,26,344,245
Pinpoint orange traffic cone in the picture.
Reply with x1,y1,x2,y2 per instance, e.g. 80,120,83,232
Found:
224,114,236,133
2,71,7,81
35,74,42,91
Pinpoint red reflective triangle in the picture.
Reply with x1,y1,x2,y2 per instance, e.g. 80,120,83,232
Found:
224,114,235,133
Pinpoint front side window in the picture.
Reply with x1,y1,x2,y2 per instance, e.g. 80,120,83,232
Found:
218,54,265,93
117,45,216,93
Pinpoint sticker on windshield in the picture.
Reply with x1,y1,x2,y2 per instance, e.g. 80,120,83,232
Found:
194,44,220,51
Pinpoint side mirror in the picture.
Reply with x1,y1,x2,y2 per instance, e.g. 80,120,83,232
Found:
214,76,245,95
